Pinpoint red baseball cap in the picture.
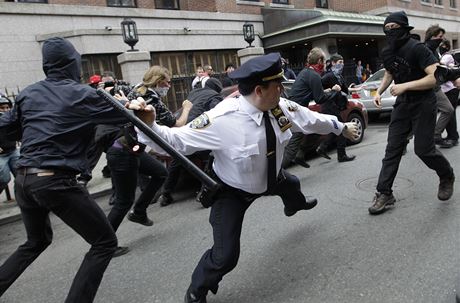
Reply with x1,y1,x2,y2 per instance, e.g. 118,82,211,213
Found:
89,74,102,85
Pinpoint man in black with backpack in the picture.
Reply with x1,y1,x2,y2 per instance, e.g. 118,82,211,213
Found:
368,11,455,215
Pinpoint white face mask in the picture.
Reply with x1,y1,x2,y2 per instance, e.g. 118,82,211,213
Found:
155,86,169,97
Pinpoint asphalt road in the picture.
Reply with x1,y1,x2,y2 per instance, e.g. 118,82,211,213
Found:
1,115,459,303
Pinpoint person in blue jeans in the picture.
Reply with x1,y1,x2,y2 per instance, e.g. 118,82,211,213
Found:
0,94,18,196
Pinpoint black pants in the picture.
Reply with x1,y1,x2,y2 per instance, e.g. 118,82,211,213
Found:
445,88,459,141
377,95,453,194
106,147,167,231
0,172,117,303
190,170,310,296
319,102,347,155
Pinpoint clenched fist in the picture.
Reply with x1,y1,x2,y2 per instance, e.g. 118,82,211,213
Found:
341,122,360,141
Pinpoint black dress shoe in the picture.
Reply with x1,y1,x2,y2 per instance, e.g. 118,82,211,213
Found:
294,157,310,168
338,154,356,162
184,286,207,303
113,246,130,258
316,146,331,160
284,196,318,217
127,211,154,226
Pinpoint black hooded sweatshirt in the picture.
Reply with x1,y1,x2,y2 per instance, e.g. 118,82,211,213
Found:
0,37,127,173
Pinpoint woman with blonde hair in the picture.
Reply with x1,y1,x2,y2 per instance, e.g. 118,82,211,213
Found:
105,66,192,257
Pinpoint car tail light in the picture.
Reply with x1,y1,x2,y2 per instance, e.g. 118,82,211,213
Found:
351,92,361,99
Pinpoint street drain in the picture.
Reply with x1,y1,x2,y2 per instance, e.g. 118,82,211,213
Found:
356,177,414,192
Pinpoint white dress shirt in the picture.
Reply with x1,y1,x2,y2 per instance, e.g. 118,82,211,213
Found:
138,95,344,194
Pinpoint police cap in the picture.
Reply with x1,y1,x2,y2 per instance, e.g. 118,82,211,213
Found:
229,52,284,84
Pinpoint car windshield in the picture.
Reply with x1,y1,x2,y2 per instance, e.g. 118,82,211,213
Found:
366,69,385,83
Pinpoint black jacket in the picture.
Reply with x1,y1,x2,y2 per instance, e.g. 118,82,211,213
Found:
186,87,223,123
0,37,127,172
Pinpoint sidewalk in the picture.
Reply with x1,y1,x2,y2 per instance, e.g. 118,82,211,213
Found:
0,158,113,226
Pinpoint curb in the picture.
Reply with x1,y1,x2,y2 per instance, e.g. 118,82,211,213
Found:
0,187,112,226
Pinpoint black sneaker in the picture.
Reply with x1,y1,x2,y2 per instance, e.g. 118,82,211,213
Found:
127,211,153,226
438,173,455,201
284,196,318,217
113,246,130,258
368,192,396,215
184,286,207,303
158,193,174,207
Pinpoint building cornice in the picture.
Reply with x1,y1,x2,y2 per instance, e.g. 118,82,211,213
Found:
0,2,263,22
35,28,244,42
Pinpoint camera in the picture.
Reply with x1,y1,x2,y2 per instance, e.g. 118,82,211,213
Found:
434,65,460,84
102,80,131,96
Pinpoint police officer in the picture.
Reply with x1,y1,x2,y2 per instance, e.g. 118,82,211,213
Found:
368,11,455,215
136,53,359,302
0,37,143,302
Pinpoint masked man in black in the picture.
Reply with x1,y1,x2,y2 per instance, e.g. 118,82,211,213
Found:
368,11,455,215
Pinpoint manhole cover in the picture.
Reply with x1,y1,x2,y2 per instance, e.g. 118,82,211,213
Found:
356,177,414,192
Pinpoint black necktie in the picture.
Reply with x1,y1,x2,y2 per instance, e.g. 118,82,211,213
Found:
263,111,277,192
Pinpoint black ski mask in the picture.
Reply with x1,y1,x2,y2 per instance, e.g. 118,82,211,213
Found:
383,11,413,50
426,38,443,52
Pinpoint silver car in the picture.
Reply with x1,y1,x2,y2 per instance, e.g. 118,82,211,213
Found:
349,69,395,118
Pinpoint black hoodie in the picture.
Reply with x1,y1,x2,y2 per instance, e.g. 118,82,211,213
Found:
0,37,127,172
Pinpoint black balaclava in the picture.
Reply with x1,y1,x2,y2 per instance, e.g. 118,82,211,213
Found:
383,11,413,50
426,38,444,52
204,78,223,93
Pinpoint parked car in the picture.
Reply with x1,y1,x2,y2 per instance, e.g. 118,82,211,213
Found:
349,68,396,119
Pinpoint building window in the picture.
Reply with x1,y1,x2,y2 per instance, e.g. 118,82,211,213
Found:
316,0,328,8
155,0,180,9
151,50,239,111
7,0,48,3
421,0,431,2
450,0,457,7
435,0,443,4
107,0,137,7
273,0,289,4
81,54,123,86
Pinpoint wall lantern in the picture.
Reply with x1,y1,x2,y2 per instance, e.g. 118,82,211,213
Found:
243,23,255,48
121,18,139,51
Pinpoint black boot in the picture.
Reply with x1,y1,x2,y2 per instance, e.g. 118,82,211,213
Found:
438,173,455,201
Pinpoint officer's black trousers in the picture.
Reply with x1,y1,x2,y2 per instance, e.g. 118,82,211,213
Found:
0,172,117,303
190,170,309,297
377,95,453,194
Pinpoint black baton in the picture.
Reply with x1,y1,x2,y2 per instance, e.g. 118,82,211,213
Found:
96,88,220,192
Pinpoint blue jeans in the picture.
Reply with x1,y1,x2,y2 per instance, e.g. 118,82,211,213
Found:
0,149,19,185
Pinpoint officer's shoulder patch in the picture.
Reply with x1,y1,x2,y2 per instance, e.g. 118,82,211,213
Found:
190,113,211,129
281,98,299,112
